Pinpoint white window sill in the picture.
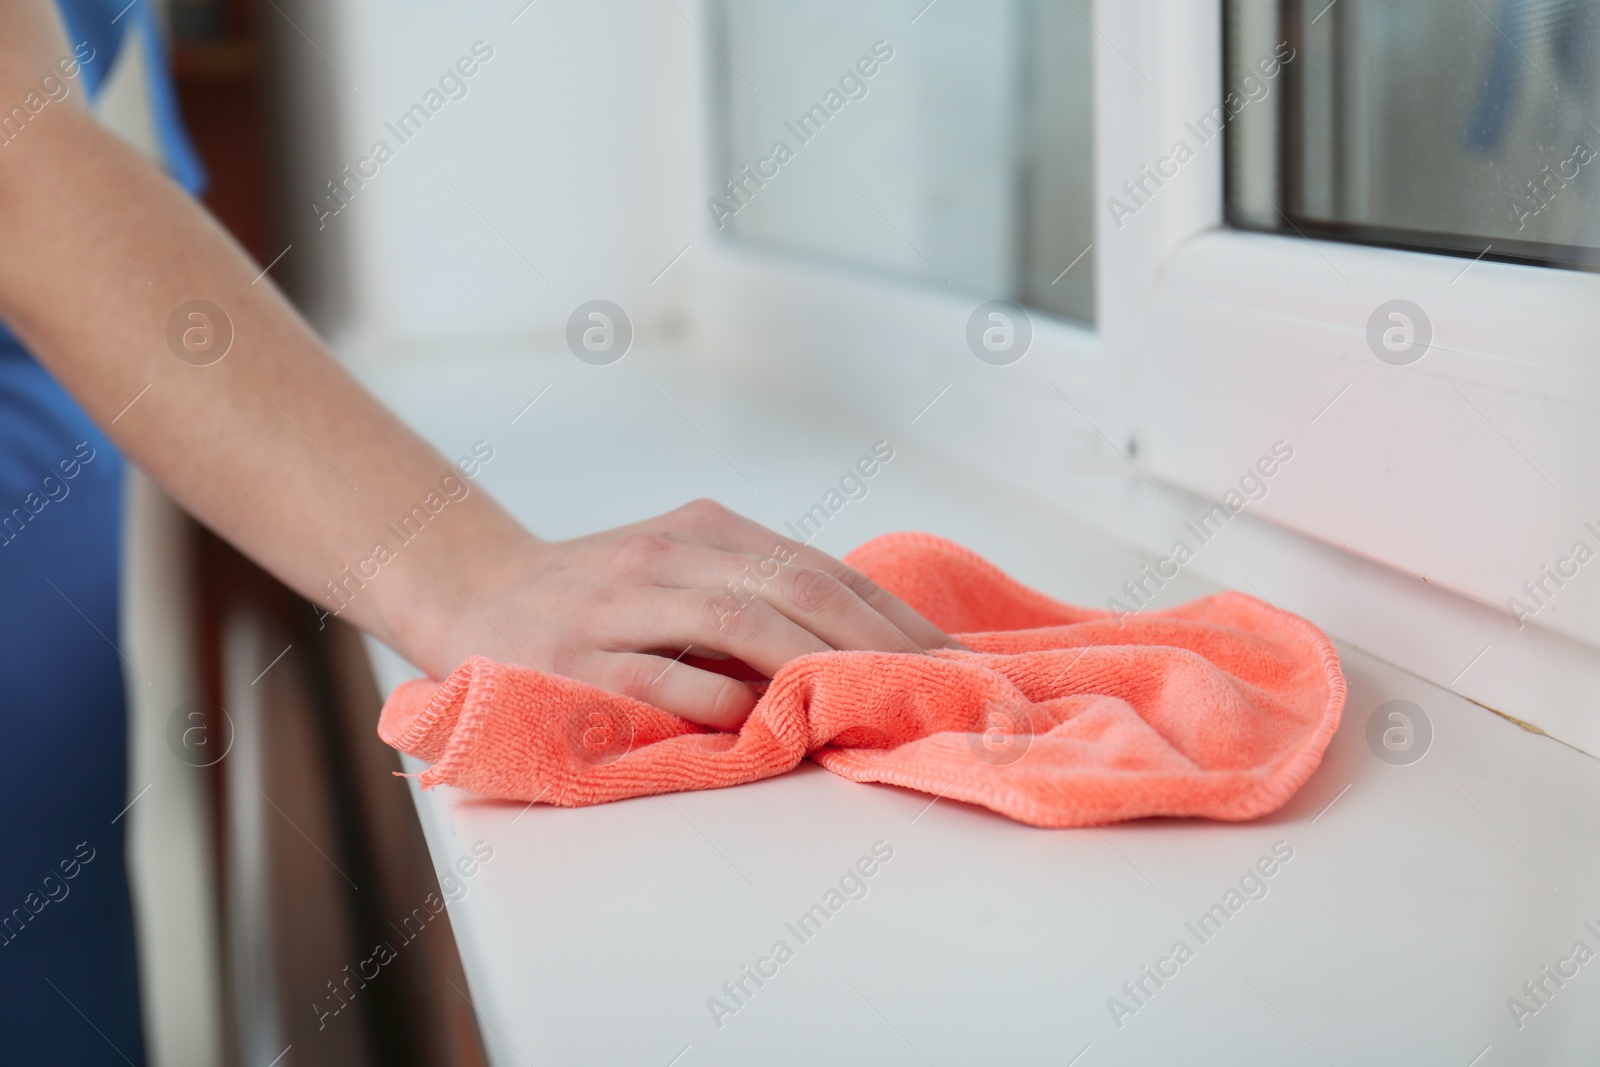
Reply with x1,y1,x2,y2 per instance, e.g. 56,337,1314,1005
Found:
351,341,1600,1065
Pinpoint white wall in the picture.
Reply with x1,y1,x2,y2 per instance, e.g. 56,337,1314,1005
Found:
272,0,703,349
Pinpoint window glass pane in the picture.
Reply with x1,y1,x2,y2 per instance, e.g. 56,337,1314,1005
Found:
1228,0,1600,269
708,0,1095,324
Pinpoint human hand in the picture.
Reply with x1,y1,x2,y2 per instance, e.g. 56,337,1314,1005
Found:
407,499,963,730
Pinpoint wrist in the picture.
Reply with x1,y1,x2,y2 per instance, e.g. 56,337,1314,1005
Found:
377,500,549,678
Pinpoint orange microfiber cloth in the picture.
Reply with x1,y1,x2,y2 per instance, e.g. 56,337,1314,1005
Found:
378,533,1344,828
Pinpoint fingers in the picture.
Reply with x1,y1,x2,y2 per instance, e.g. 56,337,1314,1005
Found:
748,564,928,657
659,499,964,652
593,652,756,731
592,536,834,676
659,585,833,678
650,555,923,670
805,558,967,652
596,558,919,679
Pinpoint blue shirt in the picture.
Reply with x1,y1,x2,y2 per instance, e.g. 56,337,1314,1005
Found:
0,6,206,1062
0,0,206,501
0,0,205,351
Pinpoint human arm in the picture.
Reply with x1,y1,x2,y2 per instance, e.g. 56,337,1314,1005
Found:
0,0,959,729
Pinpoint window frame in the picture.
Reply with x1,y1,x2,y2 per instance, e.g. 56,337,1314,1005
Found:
692,0,1600,661
1123,0,1600,653
1223,1,1600,274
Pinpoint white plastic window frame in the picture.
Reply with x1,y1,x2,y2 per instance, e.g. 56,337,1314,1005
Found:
1109,0,1600,655
694,0,1600,660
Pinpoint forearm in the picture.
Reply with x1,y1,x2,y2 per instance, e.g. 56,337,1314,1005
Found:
0,1,961,715
0,87,533,669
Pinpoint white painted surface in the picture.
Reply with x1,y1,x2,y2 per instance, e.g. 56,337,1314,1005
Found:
270,0,701,344
121,474,226,1067
99,34,227,1067
354,349,1600,1066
